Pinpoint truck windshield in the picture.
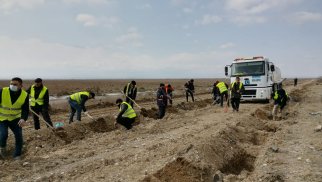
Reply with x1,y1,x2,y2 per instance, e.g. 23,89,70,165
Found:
231,61,265,76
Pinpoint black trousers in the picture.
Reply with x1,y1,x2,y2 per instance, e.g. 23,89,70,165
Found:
117,117,136,130
231,98,241,111
125,97,134,108
220,91,228,107
186,90,194,102
31,106,53,130
158,105,166,119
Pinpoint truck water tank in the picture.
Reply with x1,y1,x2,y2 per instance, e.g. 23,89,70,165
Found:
272,66,282,83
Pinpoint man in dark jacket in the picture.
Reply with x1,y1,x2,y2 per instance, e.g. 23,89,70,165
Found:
0,77,29,160
68,91,95,123
27,78,53,130
123,80,137,107
157,83,167,119
272,87,289,120
230,77,245,112
115,98,137,130
184,79,195,102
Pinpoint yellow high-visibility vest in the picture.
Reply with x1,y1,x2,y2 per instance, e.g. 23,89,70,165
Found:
120,102,136,119
273,91,288,101
70,91,90,104
231,82,243,90
0,87,28,121
216,82,228,94
30,85,48,106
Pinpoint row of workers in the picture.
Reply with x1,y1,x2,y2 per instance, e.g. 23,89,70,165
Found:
0,77,288,160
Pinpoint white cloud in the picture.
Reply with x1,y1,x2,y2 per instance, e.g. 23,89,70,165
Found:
0,0,45,12
288,11,322,24
75,13,119,27
196,15,222,25
0,36,235,79
226,0,300,14
115,28,143,47
220,42,236,49
76,14,98,26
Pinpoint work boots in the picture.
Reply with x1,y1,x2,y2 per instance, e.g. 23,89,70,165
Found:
0,147,5,159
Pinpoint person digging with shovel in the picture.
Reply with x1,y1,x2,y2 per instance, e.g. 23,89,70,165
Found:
115,98,137,130
27,78,53,130
68,91,95,123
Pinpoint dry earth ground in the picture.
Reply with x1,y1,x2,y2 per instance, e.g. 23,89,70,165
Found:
0,78,321,182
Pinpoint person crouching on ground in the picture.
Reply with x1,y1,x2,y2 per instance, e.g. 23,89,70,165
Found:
68,91,95,123
115,98,137,130
272,87,289,120
157,83,167,119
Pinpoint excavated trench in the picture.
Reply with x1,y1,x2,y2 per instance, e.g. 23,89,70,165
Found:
142,94,302,182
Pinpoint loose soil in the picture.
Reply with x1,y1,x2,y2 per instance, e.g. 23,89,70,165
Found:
0,78,321,182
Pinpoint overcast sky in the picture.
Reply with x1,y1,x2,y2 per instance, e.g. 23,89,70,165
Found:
0,0,321,79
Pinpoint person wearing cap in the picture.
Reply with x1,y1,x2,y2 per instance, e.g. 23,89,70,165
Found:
215,80,229,107
68,91,95,123
230,77,245,112
115,98,137,130
123,80,137,108
157,83,167,119
165,83,174,105
272,87,289,120
184,79,195,102
0,77,29,160
27,78,53,130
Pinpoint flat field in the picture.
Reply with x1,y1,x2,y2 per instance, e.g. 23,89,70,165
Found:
1,78,321,182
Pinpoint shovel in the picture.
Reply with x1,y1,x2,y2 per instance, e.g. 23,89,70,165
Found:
29,107,64,131
120,90,142,109
84,112,96,121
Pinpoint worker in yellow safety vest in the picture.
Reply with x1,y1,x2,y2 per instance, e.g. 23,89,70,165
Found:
272,87,289,120
115,98,137,130
230,77,245,112
123,80,137,107
0,77,29,160
68,91,95,123
215,81,229,107
27,78,53,130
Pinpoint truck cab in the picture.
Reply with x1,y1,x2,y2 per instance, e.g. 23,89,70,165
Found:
225,56,283,102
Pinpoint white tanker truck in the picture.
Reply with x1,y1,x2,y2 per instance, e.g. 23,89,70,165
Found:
225,56,284,102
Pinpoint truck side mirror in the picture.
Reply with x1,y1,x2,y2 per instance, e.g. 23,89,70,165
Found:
270,65,275,72
225,66,228,76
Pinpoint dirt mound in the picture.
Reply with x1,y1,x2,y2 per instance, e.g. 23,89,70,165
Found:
167,105,179,113
144,115,270,181
289,89,304,102
252,108,271,120
143,157,212,182
24,116,115,157
140,107,159,119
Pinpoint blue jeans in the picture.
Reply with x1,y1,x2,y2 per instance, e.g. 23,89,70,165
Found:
68,98,82,122
0,119,23,157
